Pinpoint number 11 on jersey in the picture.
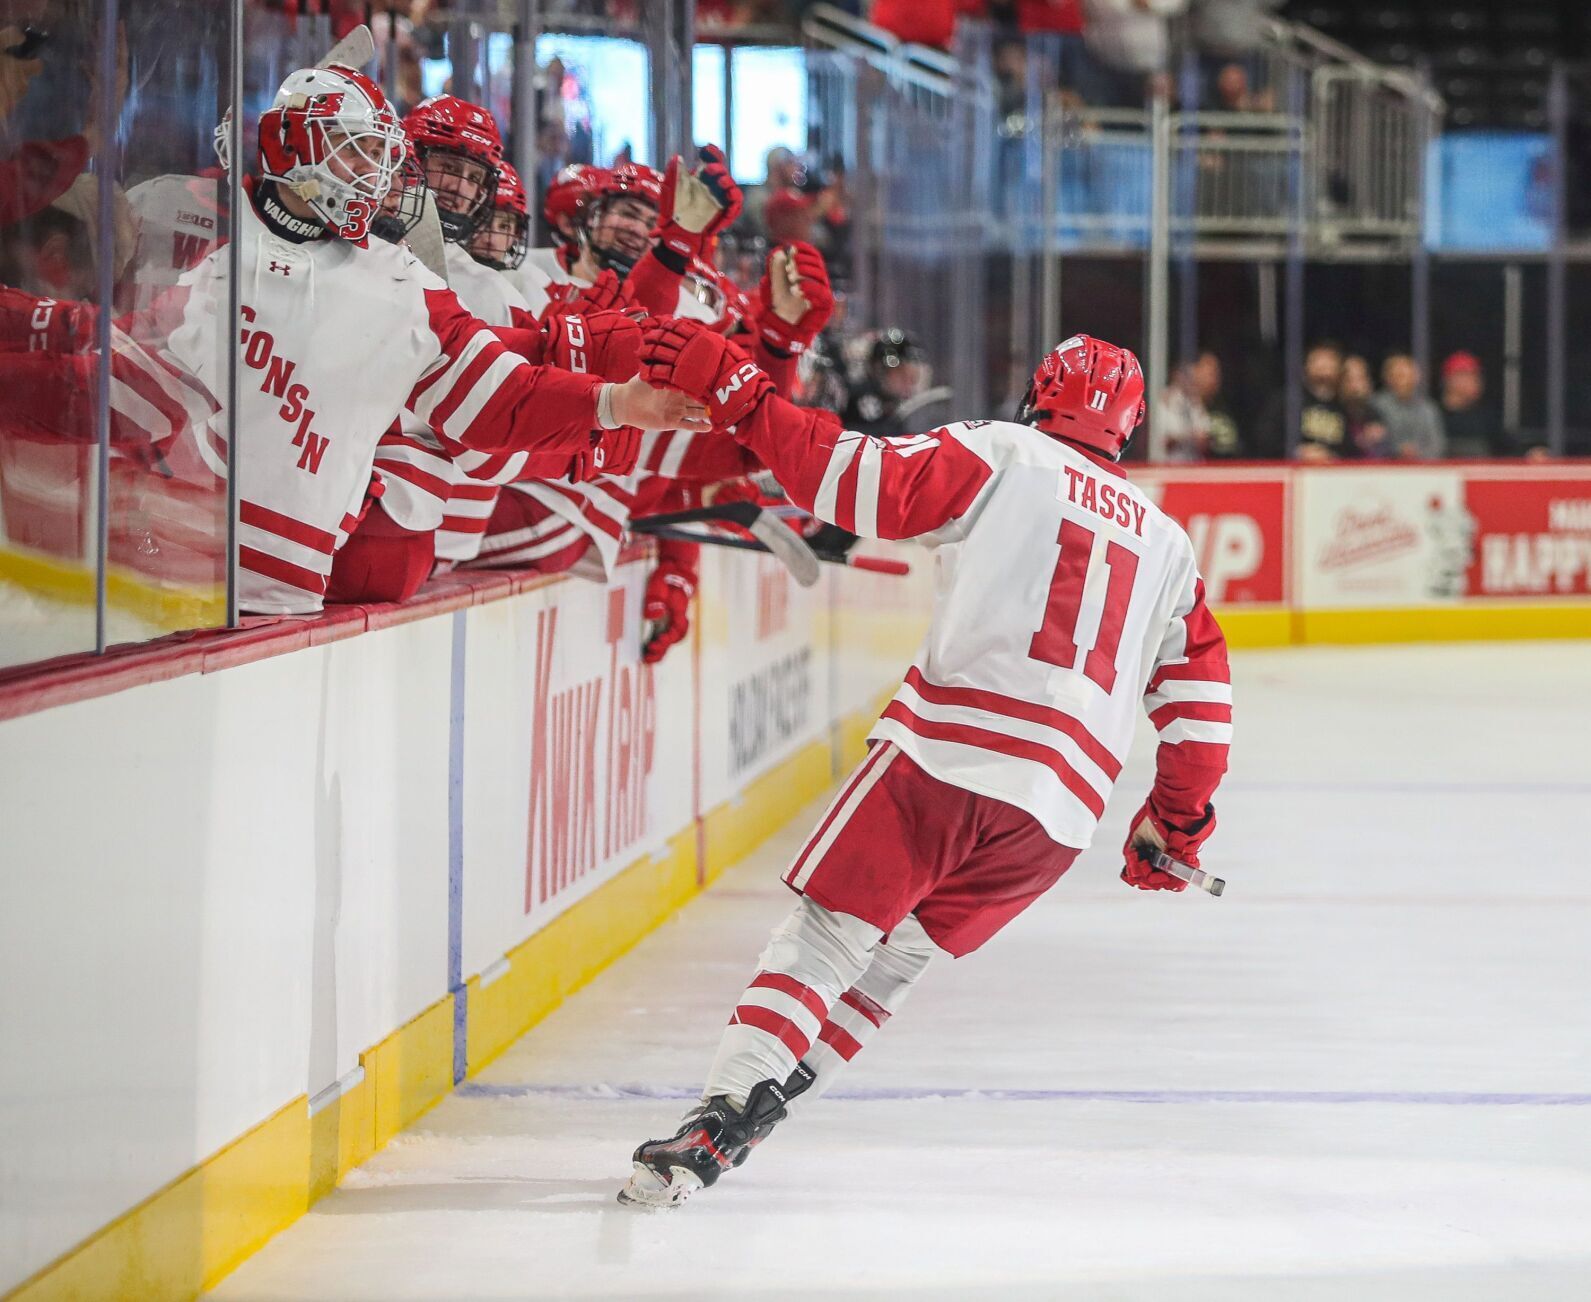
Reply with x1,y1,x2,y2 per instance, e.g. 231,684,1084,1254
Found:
1028,519,1140,693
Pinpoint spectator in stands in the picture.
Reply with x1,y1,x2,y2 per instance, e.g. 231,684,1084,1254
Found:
1372,353,1445,460
1438,351,1502,458
765,188,817,245
1212,62,1274,114
1080,0,1188,106
1193,349,1244,458
1260,341,1349,461
1156,359,1211,461
1339,353,1387,457
742,146,801,242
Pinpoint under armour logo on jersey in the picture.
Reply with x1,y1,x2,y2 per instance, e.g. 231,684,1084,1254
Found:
268,261,292,276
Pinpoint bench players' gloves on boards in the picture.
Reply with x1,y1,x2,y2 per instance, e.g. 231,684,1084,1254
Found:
756,242,835,356
640,319,774,430
642,557,696,663
655,145,742,263
1121,797,1216,892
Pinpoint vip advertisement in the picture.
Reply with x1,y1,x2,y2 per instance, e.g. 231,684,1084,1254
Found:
1132,470,1291,606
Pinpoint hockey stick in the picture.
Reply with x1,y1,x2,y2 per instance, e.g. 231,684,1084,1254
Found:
318,25,376,71
632,524,908,577
632,502,822,588
1150,850,1226,897
406,191,449,284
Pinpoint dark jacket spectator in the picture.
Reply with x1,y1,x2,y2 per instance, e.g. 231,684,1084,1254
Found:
1439,352,1506,457
1259,343,1351,461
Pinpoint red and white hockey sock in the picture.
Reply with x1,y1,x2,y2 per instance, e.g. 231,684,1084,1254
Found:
798,913,943,1106
702,899,881,1108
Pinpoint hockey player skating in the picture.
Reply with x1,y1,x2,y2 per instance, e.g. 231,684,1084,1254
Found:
618,324,1233,1208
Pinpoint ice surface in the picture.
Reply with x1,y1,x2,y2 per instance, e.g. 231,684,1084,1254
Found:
208,642,1591,1301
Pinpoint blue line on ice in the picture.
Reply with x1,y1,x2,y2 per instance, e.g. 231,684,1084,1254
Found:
455,1083,1591,1106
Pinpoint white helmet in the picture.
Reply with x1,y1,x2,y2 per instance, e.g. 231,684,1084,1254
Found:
252,64,407,241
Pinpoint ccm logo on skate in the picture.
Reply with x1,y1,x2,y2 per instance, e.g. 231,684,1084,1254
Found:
715,363,761,405
239,304,332,474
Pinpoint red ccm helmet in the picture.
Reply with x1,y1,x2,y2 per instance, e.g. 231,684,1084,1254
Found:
470,160,531,272
1018,334,1146,460
255,64,407,242
402,95,505,243
579,162,665,277
543,163,608,245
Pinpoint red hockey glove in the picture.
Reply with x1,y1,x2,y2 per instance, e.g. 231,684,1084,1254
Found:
567,424,644,483
655,145,742,262
642,556,696,663
640,318,774,428
540,308,643,382
1121,797,1217,892
544,268,630,315
755,242,835,356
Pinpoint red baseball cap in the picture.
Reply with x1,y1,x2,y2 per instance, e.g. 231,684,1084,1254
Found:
1442,351,1481,378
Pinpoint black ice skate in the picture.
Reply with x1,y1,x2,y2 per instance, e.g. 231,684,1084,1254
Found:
617,1062,815,1209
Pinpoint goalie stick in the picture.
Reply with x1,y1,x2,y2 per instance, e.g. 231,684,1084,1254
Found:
1149,850,1226,897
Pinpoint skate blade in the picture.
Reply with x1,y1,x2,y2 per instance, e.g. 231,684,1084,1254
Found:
616,1162,704,1210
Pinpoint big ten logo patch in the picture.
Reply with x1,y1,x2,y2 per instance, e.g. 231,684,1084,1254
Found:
525,591,657,912
238,305,332,473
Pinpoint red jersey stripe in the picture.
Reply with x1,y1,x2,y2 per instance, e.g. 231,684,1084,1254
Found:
880,700,1107,819
903,667,1122,780
1148,700,1233,731
240,501,338,554
239,545,329,597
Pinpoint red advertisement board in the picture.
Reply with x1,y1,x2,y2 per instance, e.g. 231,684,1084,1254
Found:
1464,473,1591,599
1133,472,1290,606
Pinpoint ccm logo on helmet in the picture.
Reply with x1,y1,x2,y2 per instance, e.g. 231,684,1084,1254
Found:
715,362,762,406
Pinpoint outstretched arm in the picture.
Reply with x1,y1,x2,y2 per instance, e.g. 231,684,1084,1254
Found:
639,318,993,541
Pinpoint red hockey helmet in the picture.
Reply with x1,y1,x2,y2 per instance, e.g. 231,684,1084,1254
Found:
1019,334,1146,460
401,95,504,243
579,162,665,276
256,64,407,242
469,160,531,271
543,163,607,241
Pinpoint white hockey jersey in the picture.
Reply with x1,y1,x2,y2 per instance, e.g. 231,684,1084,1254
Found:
163,189,605,614
734,409,1233,849
124,174,226,313
381,240,532,563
